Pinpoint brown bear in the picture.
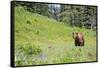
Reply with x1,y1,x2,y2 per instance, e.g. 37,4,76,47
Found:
72,32,84,46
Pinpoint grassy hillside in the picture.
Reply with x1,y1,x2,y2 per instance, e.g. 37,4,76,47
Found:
15,6,97,66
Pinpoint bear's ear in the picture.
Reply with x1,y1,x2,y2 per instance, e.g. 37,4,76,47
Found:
76,32,78,35
72,32,76,39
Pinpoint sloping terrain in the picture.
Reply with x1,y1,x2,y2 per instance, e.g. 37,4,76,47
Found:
15,6,97,66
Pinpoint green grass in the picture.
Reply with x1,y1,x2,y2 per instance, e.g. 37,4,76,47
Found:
15,6,97,66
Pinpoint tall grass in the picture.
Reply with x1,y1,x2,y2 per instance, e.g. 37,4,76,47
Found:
15,6,97,66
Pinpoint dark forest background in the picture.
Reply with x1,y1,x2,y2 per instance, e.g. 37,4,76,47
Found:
14,1,97,29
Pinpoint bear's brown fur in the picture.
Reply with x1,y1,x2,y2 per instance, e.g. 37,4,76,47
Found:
72,32,84,46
